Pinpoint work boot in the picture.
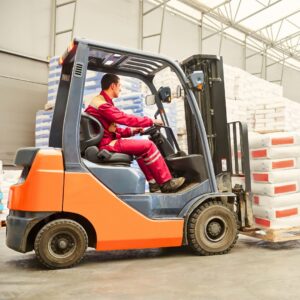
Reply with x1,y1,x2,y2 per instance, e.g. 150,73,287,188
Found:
149,182,160,193
160,177,185,193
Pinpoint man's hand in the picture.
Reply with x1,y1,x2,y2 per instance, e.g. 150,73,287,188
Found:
152,119,164,126
132,127,144,135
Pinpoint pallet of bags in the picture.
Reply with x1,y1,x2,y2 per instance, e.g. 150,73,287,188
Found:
0,161,3,215
46,56,62,110
244,132,300,241
0,169,22,227
35,110,54,147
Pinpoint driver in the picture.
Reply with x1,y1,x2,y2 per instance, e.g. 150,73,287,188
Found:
85,73,185,193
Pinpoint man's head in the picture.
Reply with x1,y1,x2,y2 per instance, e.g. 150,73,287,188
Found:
101,73,121,98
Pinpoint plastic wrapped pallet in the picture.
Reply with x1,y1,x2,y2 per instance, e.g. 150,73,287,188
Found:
254,215,300,229
250,146,300,160
249,132,300,148
0,161,3,214
251,169,300,184
251,158,296,172
0,169,22,220
46,56,62,110
35,110,54,147
252,193,300,208
249,131,300,229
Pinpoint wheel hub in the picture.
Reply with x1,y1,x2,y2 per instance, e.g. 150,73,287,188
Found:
204,217,226,242
207,221,222,236
48,233,76,258
58,239,68,249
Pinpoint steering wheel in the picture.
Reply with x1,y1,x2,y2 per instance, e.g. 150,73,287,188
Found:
140,125,160,136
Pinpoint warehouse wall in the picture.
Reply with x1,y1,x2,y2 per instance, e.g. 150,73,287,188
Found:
0,0,51,164
0,53,48,164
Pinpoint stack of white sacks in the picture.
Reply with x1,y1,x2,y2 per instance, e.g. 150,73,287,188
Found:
37,55,145,147
224,65,281,126
35,110,54,147
46,56,62,110
0,162,21,221
249,132,300,229
0,161,3,216
223,64,300,230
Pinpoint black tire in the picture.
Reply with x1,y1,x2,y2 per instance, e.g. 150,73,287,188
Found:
187,200,238,256
34,219,88,269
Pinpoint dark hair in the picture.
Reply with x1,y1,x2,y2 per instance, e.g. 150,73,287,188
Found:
101,74,120,90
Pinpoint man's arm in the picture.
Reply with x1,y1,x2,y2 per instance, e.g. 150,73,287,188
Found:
99,103,154,127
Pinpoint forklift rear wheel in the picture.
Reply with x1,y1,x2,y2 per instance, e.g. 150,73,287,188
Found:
34,219,88,269
187,200,238,255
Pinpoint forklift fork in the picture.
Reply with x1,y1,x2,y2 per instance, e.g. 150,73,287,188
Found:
228,121,254,228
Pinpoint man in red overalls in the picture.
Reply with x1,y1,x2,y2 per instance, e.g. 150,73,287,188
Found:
85,73,185,193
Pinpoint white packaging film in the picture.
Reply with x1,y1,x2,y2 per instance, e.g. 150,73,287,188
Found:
250,158,296,172
251,169,300,184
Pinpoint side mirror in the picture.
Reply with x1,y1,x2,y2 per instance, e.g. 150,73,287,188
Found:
158,86,171,103
188,70,204,90
145,94,156,106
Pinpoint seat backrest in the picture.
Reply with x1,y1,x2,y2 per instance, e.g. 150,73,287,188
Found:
80,112,104,154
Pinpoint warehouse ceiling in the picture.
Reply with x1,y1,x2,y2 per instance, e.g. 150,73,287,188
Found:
148,0,300,70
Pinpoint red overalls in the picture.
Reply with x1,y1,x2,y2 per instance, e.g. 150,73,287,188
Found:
85,91,172,185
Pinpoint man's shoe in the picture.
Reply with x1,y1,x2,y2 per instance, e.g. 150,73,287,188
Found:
160,177,185,193
149,182,160,193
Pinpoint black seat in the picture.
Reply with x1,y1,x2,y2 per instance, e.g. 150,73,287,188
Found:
80,112,133,166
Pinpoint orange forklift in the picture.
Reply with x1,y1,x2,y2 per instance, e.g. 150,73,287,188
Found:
6,38,252,268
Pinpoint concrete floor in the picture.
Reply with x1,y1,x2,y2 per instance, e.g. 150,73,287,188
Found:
1,228,300,300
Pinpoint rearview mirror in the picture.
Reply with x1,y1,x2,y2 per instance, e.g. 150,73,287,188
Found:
145,94,156,106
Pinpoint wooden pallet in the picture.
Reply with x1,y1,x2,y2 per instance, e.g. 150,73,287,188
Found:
241,227,300,242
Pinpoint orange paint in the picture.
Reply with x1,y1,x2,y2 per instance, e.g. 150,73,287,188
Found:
271,137,294,146
252,173,269,182
253,195,260,205
9,149,184,251
272,159,294,169
276,208,298,218
274,184,297,194
63,172,184,251
8,149,64,212
251,149,267,159
255,217,270,227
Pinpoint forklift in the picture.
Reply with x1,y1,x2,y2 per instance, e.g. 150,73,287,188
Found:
6,38,253,269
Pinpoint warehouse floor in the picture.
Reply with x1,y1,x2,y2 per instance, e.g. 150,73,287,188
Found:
1,228,300,300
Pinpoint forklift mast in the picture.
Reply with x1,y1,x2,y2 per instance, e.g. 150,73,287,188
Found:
181,55,251,193
181,55,230,175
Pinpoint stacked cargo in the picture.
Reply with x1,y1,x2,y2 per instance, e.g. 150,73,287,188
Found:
82,71,102,109
35,56,61,147
223,64,283,132
0,161,3,217
0,167,22,223
174,97,188,154
114,77,144,117
35,110,53,147
250,132,300,229
248,98,300,133
46,56,62,110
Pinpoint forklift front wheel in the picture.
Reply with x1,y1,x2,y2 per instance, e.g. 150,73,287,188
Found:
34,219,88,269
187,200,238,255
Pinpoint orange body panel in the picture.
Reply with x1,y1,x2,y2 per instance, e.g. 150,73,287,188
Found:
63,172,184,251
8,149,64,212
